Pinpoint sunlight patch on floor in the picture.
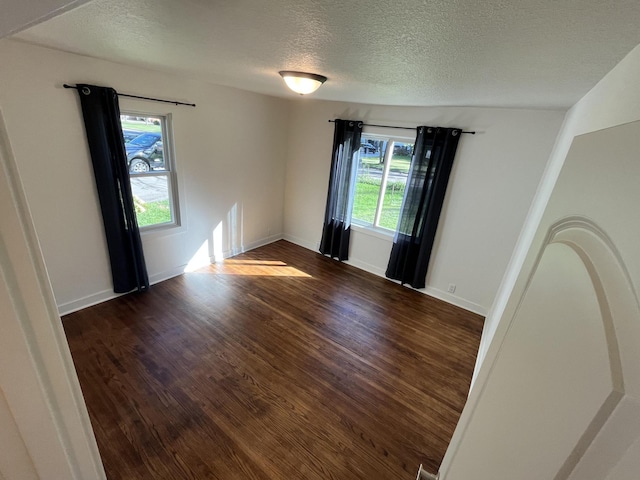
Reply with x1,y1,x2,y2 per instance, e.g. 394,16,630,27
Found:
206,259,312,277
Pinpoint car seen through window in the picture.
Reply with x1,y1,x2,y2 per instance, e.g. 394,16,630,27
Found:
119,114,178,229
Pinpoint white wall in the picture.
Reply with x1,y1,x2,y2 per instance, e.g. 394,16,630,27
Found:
283,100,564,314
0,40,568,319
443,41,640,480
475,42,640,376
0,39,290,314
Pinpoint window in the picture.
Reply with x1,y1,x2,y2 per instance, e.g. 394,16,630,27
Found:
352,134,414,231
120,113,179,229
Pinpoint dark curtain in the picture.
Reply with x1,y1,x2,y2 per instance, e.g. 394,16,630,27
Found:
386,126,461,288
319,119,363,260
76,84,149,293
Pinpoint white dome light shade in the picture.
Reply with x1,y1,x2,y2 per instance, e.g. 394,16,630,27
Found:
279,71,327,95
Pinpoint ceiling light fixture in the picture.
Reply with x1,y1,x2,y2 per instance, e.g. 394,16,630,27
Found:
279,71,327,95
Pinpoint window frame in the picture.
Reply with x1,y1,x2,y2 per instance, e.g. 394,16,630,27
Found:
351,132,414,234
121,111,181,232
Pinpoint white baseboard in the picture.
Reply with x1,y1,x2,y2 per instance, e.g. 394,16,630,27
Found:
58,233,487,317
422,286,487,316
217,233,284,260
282,233,317,252
58,264,187,316
58,288,123,316
284,234,388,278
283,233,488,316
149,265,187,284
58,235,285,315
344,257,386,278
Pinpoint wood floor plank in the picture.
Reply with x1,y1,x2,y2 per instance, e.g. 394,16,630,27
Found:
63,240,483,479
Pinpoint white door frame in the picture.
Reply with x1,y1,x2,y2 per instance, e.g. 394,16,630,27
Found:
0,109,105,479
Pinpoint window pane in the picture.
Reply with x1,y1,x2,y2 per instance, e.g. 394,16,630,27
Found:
130,175,173,227
353,137,388,225
120,116,167,173
379,142,413,230
120,112,178,230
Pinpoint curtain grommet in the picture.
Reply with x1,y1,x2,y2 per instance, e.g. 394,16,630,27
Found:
452,130,459,136
81,86,91,96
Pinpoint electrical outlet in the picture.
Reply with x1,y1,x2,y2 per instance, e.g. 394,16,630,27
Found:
447,283,456,294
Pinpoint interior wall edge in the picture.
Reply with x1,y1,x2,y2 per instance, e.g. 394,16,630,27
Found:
0,108,106,478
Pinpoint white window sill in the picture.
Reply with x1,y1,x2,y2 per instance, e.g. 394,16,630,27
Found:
351,223,395,241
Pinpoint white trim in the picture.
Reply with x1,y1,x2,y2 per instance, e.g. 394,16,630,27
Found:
438,216,638,479
421,286,487,316
373,141,394,226
61,231,484,317
58,234,286,315
149,264,186,285
57,288,123,317
121,110,181,231
0,109,106,478
216,233,284,261
344,256,387,277
363,126,416,141
284,233,487,316
351,223,394,241
57,264,188,316
283,233,317,252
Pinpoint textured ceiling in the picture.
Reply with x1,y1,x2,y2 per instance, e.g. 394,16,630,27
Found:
12,0,640,108
0,0,91,38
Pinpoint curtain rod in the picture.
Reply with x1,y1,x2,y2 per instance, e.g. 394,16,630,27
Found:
63,84,196,107
327,119,475,134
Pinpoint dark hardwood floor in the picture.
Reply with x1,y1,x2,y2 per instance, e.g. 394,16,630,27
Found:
63,240,483,480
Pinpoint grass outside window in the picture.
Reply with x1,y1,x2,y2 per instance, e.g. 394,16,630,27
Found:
353,177,406,230
352,137,413,231
134,198,172,227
